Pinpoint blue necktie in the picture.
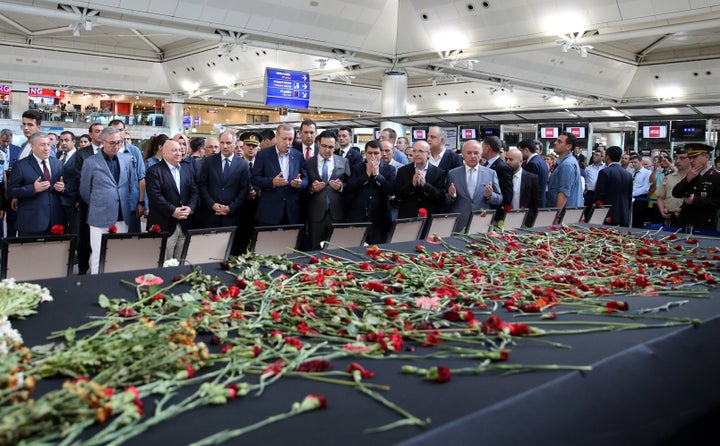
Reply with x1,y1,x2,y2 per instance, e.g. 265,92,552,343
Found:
321,158,329,183
223,157,230,179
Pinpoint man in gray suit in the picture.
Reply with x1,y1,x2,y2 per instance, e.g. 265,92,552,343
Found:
447,140,502,232
79,127,138,274
305,130,351,250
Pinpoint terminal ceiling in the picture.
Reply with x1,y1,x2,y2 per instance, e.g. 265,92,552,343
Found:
4,0,720,127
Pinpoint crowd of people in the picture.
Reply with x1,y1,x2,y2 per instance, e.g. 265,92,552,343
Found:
1,110,719,275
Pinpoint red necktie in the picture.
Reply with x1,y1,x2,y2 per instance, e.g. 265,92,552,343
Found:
305,146,312,159
42,160,51,181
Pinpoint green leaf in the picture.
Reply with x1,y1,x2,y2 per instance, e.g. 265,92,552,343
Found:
64,328,76,342
177,305,195,319
346,323,358,336
98,294,110,308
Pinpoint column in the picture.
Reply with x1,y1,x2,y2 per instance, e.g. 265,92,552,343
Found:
10,81,29,120
164,94,184,136
380,71,407,140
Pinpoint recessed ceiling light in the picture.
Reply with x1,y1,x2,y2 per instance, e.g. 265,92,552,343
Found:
310,1,318,6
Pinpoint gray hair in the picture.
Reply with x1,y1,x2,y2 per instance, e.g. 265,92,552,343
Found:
0,128,13,138
28,131,49,145
100,126,121,140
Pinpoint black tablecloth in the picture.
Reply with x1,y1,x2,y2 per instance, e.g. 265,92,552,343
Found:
11,234,720,446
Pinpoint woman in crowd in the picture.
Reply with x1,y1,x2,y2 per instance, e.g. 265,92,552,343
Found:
79,134,91,149
144,134,169,169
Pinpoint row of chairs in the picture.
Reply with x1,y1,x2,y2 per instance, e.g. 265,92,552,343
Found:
251,204,611,256
0,205,611,281
0,228,235,282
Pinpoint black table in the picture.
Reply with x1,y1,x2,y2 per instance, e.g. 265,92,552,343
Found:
11,232,720,446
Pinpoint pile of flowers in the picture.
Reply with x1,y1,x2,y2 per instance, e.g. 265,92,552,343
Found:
0,225,718,443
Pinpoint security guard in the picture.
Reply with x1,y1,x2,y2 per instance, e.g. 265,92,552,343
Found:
672,143,720,231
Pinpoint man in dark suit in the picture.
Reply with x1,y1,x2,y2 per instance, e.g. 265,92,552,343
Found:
0,128,22,238
146,139,198,260
427,126,463,172
595,146,633,226
197,130,250,229
395,140,448,218
506,148,542,227
482,135,513,224
233,132,261,255
305,130,351,250
518,139,549,207
7,132,65,236
57,131,80,237
293,119,318,160
672,143,720,231
346,140,396,244
335,127,363,219
252,123,308,225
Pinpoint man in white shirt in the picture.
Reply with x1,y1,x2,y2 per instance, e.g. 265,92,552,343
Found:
629,152,651,227
583,149,605,220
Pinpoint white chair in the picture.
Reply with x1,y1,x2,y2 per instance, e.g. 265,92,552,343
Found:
250,225,303,256
180,227,235,265
588,205,612,225
561,206,586,224
1,236,75,281
387,218,427,244
325,223,370,249
466,209,496,234
424,213,460,239
99,232,167,274
532,208,562,227
502,209,528,231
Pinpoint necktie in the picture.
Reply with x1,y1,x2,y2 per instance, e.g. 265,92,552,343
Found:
248,161,253,171
223,157,230,178
59,152,66,163
42,160,51,181
467,167,476,196
305,146,312,159
321,158,329,183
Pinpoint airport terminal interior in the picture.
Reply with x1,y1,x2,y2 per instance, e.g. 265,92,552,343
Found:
2,0,720,151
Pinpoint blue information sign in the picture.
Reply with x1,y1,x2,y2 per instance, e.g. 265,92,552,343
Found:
265,68,310,109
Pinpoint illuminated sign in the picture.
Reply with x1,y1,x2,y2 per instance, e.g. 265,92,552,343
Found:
265,68,310,109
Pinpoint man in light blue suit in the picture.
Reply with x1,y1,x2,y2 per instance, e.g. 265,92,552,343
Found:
7,132,65,237
252,123,308,225
79,127,138,274
447,140,502,232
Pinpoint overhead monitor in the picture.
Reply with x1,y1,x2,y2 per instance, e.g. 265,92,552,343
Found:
564,124,588,140
265,68,310,109
671,120,707,141
479,126,501,138
539,124,561,140
639,122,669,140
412,127,428,140
459,126,477,140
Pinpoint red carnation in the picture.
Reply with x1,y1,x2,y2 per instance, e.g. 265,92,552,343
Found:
108,225,117,234
418,208,428,218
346,362,375,379
595,200,603,206
427,366,451,383
149,224,161,233
50,224,65,235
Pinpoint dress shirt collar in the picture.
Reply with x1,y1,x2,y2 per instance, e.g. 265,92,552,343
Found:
486,154,499,167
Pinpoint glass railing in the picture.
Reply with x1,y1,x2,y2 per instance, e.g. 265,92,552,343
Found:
14,109,167,127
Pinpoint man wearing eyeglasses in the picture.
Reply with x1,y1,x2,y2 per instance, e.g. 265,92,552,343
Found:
305,130,350,250
79,127,139,274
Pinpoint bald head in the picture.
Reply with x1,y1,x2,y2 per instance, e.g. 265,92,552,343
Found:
411,140,430,168
505,148,523,173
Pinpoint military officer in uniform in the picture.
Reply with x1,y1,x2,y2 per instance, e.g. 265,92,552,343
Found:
672,143,720,231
